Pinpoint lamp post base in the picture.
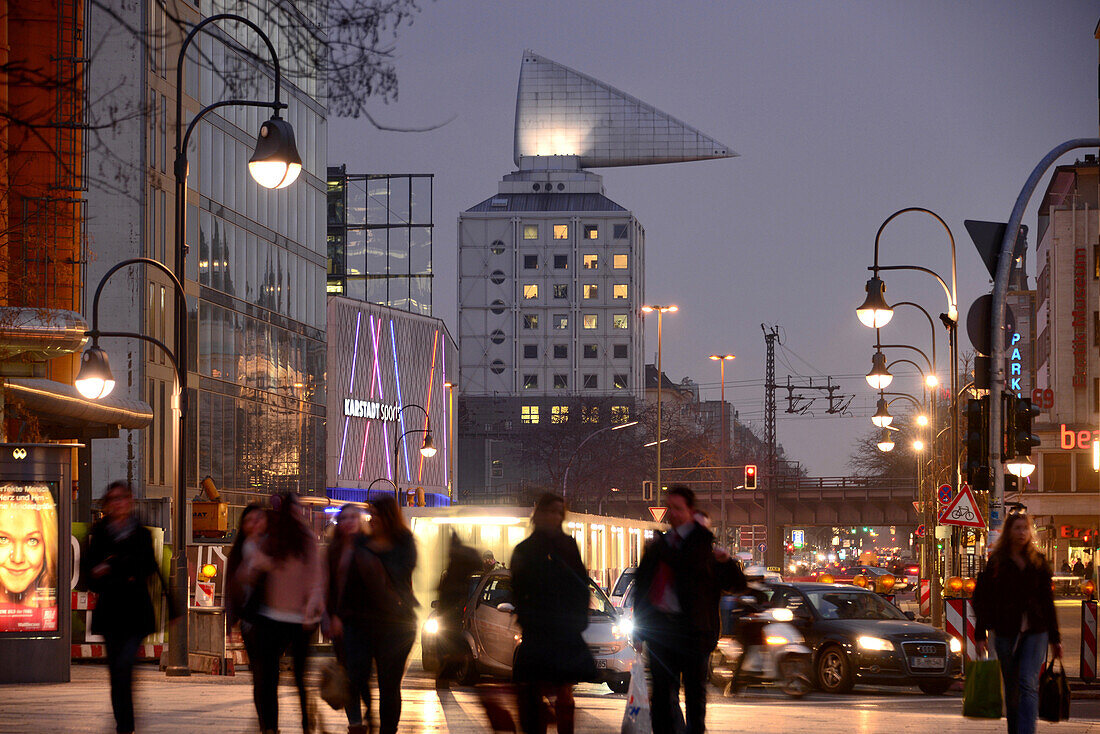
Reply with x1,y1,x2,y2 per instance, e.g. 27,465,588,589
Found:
164,665,191,677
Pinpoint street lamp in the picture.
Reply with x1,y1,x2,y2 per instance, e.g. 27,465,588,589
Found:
392,403,436,504
597,487,621,515
1005,458,1035,478
876,429,896,452
856,276,893,328
871,396,893,428
866,352,893,389
642,304,677,506
561,421,639,500
75,13,299,677
708,353,735,547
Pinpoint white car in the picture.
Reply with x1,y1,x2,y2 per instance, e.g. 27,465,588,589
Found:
422,569,636,693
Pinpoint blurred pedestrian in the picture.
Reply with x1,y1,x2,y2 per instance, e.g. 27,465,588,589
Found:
511,493,595,734
225,503,269,676
634,485,746,734
974,512,1062,734
1072,557,1086,576
436,532,481,686
483,549,501,573
357,495,419,734
1059,559,1071,574
248,492,324,734
84,481,174,734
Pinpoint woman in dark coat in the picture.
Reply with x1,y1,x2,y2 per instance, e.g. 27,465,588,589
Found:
510,493,595,734
974,512,1062,734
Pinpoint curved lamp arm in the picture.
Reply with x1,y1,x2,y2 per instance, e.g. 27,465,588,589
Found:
871,206,957,311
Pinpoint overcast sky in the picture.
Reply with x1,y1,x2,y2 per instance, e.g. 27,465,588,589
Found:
328,0,1100,477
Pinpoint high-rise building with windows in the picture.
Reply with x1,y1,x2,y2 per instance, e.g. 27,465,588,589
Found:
84,1,328,523
457,51,733,503
326,165,434,315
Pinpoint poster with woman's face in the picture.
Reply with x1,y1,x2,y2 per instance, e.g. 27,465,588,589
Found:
0,483,59,632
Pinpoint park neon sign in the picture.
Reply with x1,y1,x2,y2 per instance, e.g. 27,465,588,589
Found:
1008,332,1023,396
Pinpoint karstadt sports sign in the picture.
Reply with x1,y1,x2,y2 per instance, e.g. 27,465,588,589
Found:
343,398,399,422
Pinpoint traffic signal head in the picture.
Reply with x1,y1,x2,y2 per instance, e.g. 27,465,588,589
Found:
965,396,990,488
1008,397,1040,459
744,464,757,489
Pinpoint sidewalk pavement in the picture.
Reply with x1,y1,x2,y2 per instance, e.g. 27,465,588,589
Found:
3,663,1100,734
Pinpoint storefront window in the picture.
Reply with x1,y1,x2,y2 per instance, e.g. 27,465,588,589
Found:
1042,453,1071,492
1075,453,1100,492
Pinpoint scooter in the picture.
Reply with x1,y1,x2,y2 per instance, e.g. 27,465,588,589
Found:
711,596,813,698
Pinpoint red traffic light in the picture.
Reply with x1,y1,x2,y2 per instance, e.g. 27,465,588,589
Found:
744,464,757,489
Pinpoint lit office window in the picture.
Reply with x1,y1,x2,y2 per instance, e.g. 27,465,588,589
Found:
584,225,599,240
554,314,569,329
523,284,539,299
523,313,539,329
612,405,631,422
583,254,598,269
553,224,569,239
613,374,629,389
582,404,599,421
613,314,629,329
583,284,599,299
551,405,569,422
613,254,628,269
521,405,540,423
583,314,597,329
524,225,539,239
613,284,628,299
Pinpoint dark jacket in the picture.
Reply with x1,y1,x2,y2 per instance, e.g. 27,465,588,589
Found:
510,528,595,684
333,533,419,630
973,553,1060,644
633,521,746,651
83,518,159,639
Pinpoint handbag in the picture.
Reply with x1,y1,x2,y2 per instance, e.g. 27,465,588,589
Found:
1039,657,1071,722
962,657,1003,719
620,659,651,734
319,658,350,711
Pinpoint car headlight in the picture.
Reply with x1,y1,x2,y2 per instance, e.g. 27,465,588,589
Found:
949,637,962,654
857,636,894,652
614,618,634,638
765,635,790,646
423,618,439,635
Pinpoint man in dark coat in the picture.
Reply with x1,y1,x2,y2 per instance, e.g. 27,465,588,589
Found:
84,481,162,734
511,493,595,734
634,485,746,734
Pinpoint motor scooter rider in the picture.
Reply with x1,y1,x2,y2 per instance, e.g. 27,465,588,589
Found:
728,577,769,688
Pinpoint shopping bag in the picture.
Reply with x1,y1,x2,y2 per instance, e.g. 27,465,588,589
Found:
318,658,350,711
1038,657,1071,722
621,659,652,734
962,658,1003,719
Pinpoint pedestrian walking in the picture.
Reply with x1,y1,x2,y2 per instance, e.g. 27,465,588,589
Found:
974,511,1062,734
483,549,501,573
246,492,324,734
323,504,378,733
633,485,746,734
1072,557,1086,576
435,532,481,686
511,493,595,734
226,503,269,652
353,495,419,734
83,481,176,734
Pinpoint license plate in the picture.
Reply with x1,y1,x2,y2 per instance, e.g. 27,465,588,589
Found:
910,657,944,669
595,659,608,669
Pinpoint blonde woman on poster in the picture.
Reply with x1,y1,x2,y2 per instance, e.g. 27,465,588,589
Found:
0,483,59,631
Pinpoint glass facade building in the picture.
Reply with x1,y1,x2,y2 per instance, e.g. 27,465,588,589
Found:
327,166,434,316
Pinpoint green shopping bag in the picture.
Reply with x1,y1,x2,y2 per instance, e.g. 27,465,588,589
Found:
963,658,1003,719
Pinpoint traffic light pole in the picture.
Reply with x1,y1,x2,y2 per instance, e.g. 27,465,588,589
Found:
990,139,1100,536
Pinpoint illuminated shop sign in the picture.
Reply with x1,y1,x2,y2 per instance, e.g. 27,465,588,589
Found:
1058,424,1100,449
343,398,399,421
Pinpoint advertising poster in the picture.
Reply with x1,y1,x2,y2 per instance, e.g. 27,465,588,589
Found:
0,482,59,633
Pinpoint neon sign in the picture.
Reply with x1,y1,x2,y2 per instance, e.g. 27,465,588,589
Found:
343,398,399,422
1008,332,1023,396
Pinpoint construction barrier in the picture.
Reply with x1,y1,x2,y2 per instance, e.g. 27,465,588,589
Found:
945,598,976,662
71,644,164,660
919,579,931,617
1083,600,1097,684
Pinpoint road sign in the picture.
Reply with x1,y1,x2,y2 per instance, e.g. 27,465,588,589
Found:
938,484,953,505
916,524,926,538
757,542,767,554
648,506,667,523
912,501,921,513
791,529,804,548
938,483,986,528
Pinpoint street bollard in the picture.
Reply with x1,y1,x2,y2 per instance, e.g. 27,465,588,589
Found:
945,598,976,663
919,579,931,617
1083,599,1097,683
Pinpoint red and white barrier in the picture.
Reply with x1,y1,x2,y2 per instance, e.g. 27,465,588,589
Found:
919,579,931,617
945,598,976,662
71,644,163,660
72,591,97,611
1083,600,1097,684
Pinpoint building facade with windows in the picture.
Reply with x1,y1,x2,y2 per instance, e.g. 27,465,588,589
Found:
456,51,734,502
1022,158,1100,566
326,166,434,315
84,1,328,526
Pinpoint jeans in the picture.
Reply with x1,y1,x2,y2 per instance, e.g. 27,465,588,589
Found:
993,631,1048,734
646,618,707,734
343,622,372,725
342,622,415,734
517,682,575,734
105,633,143,733
249,615,311,732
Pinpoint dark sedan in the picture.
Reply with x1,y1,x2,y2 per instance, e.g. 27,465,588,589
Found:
766,582,962,694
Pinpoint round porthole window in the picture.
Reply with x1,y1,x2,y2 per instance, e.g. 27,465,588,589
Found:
532,183,541,191
490,270,506,285
556,183,565,191
490,299,506,315
490,240,506,255
490,329,505,344
490,360,505,375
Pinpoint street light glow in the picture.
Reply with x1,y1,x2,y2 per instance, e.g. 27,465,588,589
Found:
1005,458,1035,478
855,277,893,328
865,352,893,390
709,354,736,361
75,345,116,399
871,397,893,428
643,439,670,447
419,433,437,458
248,118,303,189
925,374,939,388
915,414,929,427
611,420,639,430
876,429,895,452
912,439,925,452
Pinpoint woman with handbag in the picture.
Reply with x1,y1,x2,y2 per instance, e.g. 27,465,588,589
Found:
358,496,419,734
974,511,1062,734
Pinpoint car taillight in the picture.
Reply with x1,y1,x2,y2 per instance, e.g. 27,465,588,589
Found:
906,566,918,575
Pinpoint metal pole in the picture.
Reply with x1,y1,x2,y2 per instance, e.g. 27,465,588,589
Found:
656,310,663,507
720,359,728,546
989,139,1100,536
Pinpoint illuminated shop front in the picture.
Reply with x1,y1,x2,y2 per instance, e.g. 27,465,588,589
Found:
326,297,456,503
